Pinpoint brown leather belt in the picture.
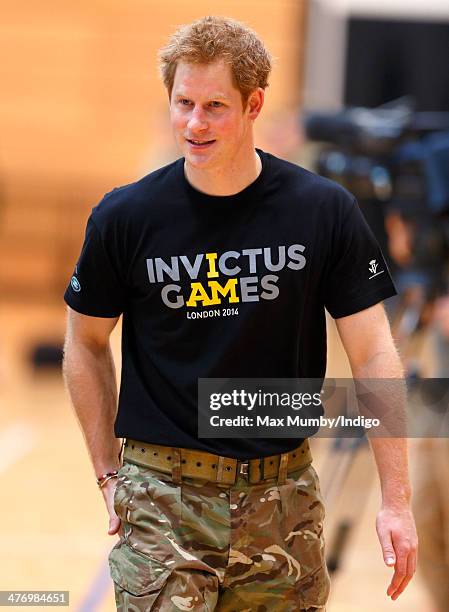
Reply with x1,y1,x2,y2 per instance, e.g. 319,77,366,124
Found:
123,438,312,485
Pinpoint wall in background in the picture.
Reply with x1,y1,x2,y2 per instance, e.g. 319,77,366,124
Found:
0,1,306,298
302,0,449,110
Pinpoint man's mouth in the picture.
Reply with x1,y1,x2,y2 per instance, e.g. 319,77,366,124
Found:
186,138,216,148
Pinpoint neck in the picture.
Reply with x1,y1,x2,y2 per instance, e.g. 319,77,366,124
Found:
184,146,262,197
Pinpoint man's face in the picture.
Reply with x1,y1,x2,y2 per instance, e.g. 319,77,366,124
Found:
169,60,255,170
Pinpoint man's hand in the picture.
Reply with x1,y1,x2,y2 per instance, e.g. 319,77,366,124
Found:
376,504,418,601
101,478,121,536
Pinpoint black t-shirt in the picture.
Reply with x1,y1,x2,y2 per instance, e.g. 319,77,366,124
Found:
64,149,396,459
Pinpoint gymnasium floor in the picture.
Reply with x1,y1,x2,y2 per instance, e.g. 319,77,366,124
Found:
0,301,433,611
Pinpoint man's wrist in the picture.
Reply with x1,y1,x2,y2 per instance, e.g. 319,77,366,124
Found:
97,470,119,488
381,486,412,509
99,476,119,490
92,440,123,478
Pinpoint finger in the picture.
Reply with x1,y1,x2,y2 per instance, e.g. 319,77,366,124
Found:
103,480,121,535
395,549,417,599
390,571,410,600
108,515,121,536
387,548,407,597
390,551,416,600
391,577,409,600
377,526,396,566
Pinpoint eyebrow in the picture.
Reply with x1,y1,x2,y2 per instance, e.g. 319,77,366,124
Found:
174,92,230,101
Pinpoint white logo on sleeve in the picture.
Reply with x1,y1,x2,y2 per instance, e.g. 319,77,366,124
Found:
71,276,81,292
368,259,384,279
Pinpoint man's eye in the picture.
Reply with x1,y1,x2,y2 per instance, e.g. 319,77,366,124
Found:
209,101,223,108
179,99,191,106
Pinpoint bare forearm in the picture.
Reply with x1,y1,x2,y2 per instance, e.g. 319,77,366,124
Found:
369,437,411,507
63,339,121,475
353,348,411,507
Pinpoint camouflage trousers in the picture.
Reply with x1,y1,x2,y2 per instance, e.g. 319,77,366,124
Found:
109,457,330,611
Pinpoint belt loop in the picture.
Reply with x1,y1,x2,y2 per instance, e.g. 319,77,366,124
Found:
277,452,289,485
171,449,182,485
216,456,225,483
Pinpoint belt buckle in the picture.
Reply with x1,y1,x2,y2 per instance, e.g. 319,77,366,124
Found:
238,460,249,477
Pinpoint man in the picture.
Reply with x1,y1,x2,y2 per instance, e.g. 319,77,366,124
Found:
63,16,417,611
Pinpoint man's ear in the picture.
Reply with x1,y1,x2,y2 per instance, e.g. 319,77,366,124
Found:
246,88,265,120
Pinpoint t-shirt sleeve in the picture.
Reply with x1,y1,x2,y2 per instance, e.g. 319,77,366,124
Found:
324,196,397,319
64,214,127,317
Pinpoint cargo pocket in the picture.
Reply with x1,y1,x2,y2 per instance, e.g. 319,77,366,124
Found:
109,540,172,608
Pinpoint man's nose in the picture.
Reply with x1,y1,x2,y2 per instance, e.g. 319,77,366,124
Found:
187,106,208,132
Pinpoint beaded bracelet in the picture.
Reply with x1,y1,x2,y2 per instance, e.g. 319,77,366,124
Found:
96,470,119,489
